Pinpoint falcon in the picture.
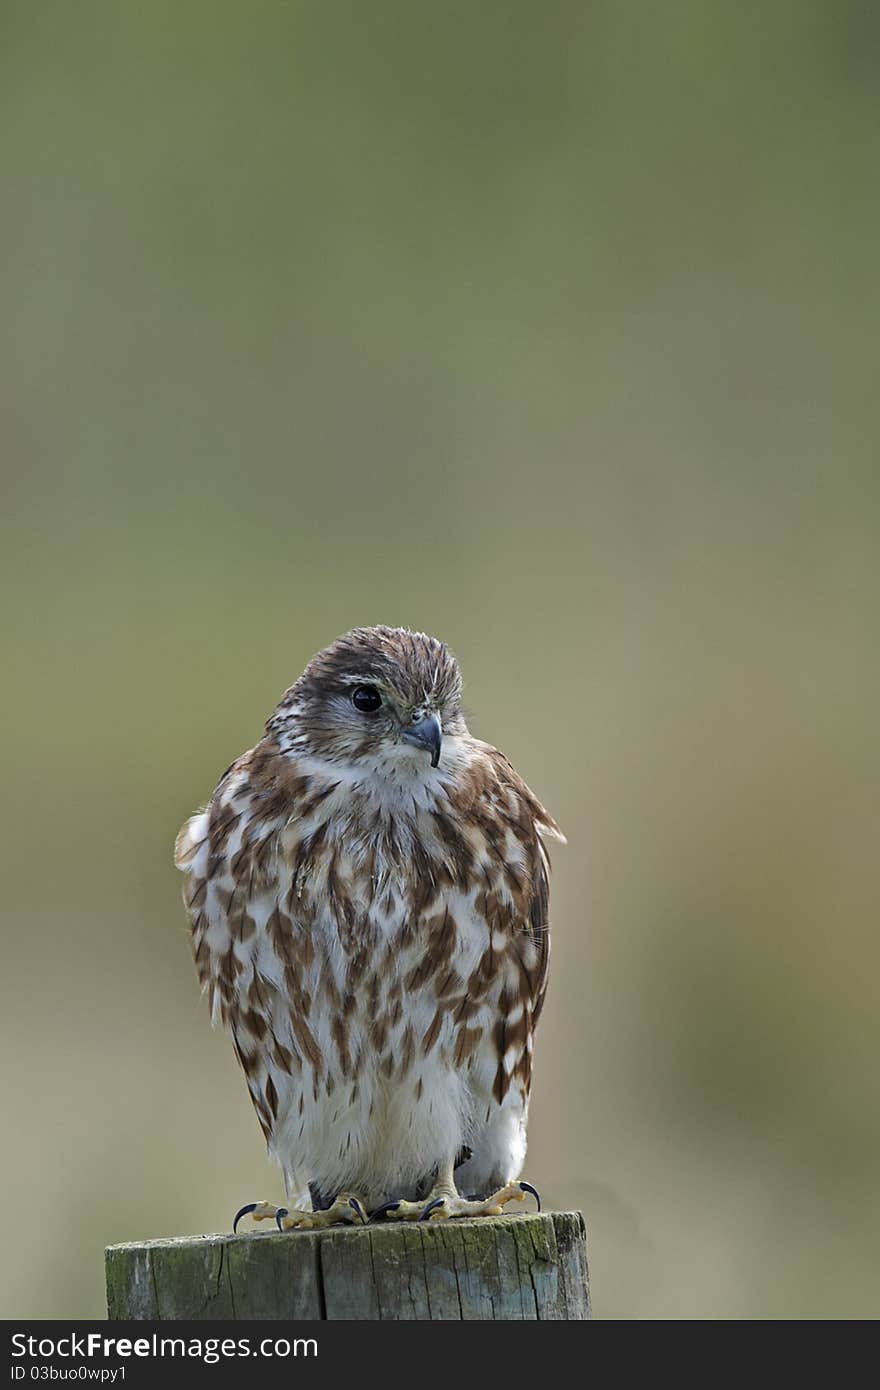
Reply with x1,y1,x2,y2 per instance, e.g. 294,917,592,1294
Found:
174,626,563,1228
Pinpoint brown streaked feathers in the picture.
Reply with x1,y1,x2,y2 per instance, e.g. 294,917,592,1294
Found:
174,626,562,1207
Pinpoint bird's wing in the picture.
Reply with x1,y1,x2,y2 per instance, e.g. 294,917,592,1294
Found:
457,746,561,1107
174,744,316,1198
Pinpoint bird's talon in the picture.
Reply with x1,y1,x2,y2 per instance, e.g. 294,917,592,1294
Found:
369,1201,401,1222
232,1202,257,1234
518,1181,542,1211
419,1197,447,1222
348,1197,368,1224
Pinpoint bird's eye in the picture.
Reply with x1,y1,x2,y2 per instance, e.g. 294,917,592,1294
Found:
351,685,382,713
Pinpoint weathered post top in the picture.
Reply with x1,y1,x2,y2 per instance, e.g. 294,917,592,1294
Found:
106,1210,590,1320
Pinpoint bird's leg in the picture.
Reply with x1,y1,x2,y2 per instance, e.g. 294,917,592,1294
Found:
233,1193,368,1233
370,1160,541,1223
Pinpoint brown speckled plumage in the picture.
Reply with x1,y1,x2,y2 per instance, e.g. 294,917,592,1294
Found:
175,626,563,1209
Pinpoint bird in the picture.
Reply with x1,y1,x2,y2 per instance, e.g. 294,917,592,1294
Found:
174,625,563,1230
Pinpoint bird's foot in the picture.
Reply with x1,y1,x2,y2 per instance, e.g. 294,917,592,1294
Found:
370,1180,541,1223
233,1193,368,1233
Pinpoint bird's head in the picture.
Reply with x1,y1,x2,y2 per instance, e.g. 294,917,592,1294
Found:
269,626,468,773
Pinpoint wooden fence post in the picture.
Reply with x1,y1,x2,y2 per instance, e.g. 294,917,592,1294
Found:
106,1210,591,1320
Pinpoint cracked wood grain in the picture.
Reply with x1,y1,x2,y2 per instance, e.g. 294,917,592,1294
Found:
106,1211,591,1320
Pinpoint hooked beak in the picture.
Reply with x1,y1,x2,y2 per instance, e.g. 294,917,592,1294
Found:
401,711,442,767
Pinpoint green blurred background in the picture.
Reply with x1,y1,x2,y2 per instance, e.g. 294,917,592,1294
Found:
2,0,878,1320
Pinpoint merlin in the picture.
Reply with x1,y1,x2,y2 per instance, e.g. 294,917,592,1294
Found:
175,626,563,1229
